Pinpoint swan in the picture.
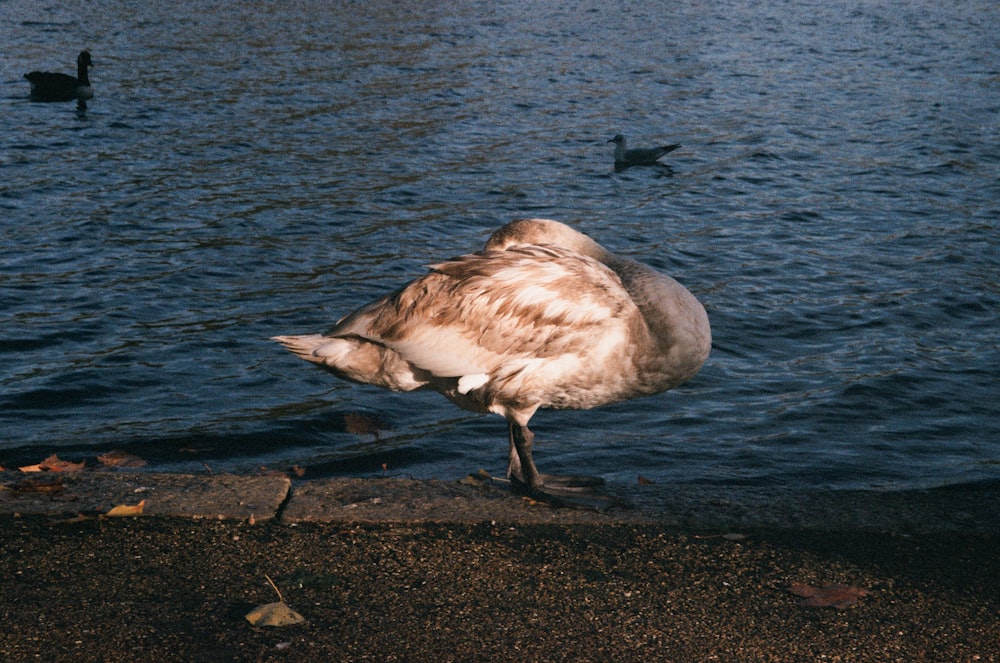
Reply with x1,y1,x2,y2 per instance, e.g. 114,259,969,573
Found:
273,218,711,500
608,134,680,169
24,51,93,103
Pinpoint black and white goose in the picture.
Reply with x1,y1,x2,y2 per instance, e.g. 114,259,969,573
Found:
608,134,680,169
24,51,94,103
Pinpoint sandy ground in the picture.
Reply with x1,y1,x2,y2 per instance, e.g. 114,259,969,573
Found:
0,474,997,662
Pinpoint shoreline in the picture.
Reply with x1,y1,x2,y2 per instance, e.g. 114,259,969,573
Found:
2,470,997,533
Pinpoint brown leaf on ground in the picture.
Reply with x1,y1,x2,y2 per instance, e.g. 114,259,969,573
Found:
106,499,146,517
245,602,306,627
788,582,872,608
245,575,306,626
19,454,85,473
460,469,492,486
97,450,148,468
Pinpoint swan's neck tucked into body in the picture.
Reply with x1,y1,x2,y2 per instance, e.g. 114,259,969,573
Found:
607,255,712,389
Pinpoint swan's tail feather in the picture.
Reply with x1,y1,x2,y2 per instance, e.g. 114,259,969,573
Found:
271,334,331,365
272,334,427,392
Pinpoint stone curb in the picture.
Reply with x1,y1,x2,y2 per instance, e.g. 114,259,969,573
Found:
1,471,997,535
0,471,290,521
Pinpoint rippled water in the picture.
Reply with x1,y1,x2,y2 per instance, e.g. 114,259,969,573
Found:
2,0,998,489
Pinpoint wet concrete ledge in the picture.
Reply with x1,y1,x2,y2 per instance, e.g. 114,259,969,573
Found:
1,471,997,535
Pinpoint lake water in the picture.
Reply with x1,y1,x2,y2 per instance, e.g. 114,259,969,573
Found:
2,0,998,490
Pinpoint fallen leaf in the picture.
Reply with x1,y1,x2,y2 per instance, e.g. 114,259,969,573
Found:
788,583,871,608
637,475,654,485
97,450,147,468
460,469,493,486
245,602,306,627
106,499,146,517
46,454,86,471
19,454,85,473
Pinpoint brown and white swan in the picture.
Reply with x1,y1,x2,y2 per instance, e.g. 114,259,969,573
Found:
274,218,711,500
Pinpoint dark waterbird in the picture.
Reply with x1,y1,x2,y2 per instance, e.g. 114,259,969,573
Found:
24,51,94,105
273,219,711,505
609,134,680,169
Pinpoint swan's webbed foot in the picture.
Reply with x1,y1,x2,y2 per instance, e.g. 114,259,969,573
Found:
505,421,616,510
509,473,616,510
537,474,605,490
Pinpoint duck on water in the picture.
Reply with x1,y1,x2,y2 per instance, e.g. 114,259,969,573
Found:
274,219,711,503
24,51,93,107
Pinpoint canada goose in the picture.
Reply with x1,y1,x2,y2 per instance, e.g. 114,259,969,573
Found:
24,50,93,103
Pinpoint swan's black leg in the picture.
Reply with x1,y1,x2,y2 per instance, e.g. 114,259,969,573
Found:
507,421,543,493
505,421,614,510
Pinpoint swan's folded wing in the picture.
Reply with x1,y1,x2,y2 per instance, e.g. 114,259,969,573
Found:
327,245,638,381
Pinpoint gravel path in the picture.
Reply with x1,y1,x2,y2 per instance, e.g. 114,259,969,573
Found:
0,514,996,662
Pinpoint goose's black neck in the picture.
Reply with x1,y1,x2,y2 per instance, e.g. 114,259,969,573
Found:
77,54,91,85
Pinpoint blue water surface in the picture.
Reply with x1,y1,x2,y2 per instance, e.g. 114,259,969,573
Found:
2,0,998,489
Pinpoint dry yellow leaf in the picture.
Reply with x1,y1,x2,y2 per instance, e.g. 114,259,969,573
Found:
245,602,306,627
19,454,85,473
106,499,146,517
